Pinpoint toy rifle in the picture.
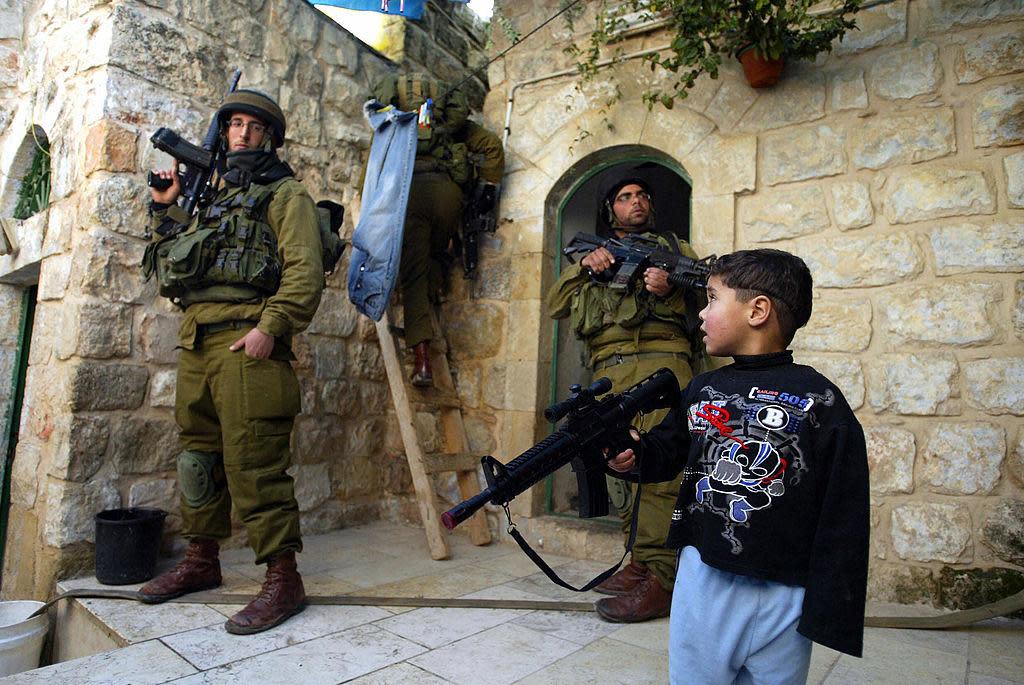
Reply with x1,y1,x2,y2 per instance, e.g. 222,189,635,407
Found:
441,368,679,590
442,368,679,527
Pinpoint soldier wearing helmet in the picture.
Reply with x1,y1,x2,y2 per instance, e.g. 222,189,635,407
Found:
546,173,706,624
141,88,323,635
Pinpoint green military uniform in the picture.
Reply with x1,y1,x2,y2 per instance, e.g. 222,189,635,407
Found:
546,230,700,592
401,120,504,347
149,176,324,564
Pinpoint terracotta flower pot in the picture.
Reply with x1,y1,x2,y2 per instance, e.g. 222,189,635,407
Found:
737,46,785,88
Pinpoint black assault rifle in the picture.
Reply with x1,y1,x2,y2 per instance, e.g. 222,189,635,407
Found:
441,367,679,530
147,69,242,226
460,182,500,279
563,231,716,292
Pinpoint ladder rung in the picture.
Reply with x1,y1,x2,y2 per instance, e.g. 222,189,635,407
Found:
411,390,462,408
422,452,482,475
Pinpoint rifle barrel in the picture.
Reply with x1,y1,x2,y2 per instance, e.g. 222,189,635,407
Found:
441,490,492,530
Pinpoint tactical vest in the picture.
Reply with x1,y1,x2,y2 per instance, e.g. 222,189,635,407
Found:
373,73,472,186
569,232,688,344
142,181,284,307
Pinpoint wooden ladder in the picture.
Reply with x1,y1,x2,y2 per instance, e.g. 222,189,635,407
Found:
375,310,491,559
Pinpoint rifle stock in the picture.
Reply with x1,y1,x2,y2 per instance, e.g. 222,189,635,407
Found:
441,368,680,530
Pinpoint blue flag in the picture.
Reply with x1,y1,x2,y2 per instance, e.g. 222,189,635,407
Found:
315,0,470,19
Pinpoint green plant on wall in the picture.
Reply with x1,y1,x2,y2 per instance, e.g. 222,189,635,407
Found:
566,0,862,109
12,137,51,220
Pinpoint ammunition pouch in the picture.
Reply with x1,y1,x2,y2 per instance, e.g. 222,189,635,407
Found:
142,182,283,305
177,450,223,508
315,200,346,276
413,138,471,188
436,141,471,187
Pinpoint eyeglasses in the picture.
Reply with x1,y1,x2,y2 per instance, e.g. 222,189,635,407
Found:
614,190,651,204
228,118,267,135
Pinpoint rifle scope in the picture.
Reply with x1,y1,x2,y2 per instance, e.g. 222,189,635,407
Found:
543,377,612,423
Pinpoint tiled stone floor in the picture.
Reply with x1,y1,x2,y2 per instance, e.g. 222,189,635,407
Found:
2,521,1022,684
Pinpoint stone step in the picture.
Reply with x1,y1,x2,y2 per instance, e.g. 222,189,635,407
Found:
494,514,625,565
0,640,197,684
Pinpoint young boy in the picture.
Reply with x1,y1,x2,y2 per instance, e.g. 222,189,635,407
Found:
608,249,869,685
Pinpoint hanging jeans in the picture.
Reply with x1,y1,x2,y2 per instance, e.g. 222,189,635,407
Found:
347,100,418,321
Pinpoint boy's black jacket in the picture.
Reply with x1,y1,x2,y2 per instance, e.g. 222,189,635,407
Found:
621,350,869,657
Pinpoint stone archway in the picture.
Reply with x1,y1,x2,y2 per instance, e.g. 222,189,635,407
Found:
544,146,693,516
492,90,753,528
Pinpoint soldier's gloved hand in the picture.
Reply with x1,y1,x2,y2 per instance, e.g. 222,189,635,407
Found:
581,247,615,275
150,162,182,205
230,327,275,360
476,183,497,213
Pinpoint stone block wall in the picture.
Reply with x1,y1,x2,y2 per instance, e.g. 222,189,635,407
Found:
480,0,1024,609
378,0,490,107
0,0,488,600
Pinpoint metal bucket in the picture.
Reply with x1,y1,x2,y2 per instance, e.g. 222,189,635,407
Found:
0,601,48,677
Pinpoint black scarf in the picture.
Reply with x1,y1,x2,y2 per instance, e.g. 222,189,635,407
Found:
220,149,294,188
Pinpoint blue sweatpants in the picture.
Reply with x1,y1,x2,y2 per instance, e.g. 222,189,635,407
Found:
669,546,812,685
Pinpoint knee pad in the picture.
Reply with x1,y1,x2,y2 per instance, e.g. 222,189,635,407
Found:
177,450,223,508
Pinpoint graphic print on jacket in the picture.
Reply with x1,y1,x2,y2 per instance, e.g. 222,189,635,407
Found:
683,385,835,553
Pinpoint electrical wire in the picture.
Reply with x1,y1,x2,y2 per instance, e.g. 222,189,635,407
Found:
444,0,587,98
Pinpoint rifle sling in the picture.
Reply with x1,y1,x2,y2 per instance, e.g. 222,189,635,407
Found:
504,483,643,594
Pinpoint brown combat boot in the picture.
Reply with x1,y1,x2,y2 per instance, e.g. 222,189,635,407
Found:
225,550,306,635
138,538,222,604
411,341,433,387
594,558,648,596
594,571,672,623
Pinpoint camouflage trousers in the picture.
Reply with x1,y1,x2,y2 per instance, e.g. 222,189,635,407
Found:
595,350,693,592
175,326,302,564
399,172,463,347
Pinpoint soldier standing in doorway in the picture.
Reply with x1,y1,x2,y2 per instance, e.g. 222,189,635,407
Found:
546,175,705,623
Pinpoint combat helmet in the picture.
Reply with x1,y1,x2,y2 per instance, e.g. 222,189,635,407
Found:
216,89,286,148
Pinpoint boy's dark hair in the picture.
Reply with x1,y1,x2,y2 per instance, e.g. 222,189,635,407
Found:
710,249,813,345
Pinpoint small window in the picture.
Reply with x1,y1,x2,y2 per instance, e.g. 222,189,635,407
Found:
12,127,50,221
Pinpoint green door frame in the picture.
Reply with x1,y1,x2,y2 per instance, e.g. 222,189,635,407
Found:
545,154,693,515
0,286,36,569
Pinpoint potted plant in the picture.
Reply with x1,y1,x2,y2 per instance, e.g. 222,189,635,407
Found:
570,0,862,107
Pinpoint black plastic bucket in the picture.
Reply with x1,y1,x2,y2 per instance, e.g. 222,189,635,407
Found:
94,507,168,585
